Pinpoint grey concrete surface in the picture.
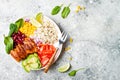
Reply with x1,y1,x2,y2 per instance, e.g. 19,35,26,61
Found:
0,0,120,80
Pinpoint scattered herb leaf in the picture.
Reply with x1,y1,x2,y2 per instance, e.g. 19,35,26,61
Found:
61,4,71,19
68,70,77,76
68,68,85,76
51,4,63,15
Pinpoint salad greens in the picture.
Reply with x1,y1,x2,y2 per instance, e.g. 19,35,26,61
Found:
8,23,18,36
4,18,24,54
4,36,13,54
15,18,24,29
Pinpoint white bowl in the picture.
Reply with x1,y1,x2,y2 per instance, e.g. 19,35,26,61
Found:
11,15,62,70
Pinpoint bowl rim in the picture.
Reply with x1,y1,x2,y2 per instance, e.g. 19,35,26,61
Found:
10,15,63,70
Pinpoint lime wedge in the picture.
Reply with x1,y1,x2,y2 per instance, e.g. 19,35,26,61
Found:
30,17,42,27
57,63,71,72
36,12,43,24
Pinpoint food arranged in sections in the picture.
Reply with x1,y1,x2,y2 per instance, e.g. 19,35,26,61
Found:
4,13,59,72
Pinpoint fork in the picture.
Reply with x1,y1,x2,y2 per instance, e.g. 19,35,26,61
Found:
44,31,68,73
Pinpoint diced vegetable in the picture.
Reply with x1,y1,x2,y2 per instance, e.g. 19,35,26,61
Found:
19,21,37,37
37,44,56,67
41,57,49,67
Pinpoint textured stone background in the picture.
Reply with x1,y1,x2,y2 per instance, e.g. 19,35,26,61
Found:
0,0,120,80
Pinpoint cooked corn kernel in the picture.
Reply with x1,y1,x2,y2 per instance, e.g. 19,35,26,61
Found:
75,6,85,13
68,57,72,61
69,37,73,43
65,46,71,51
20,22,37,37
81,6,85,10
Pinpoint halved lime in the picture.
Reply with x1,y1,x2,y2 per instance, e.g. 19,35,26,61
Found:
36,12,43,24
30,17,42,27
57,63,71,72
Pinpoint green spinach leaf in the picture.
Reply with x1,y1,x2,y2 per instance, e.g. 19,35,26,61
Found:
61,4,71,19
8,23,17,36
4,36,13,54
51,4,63,15
68,68,85,76
68,70,77,76
15,18,24,29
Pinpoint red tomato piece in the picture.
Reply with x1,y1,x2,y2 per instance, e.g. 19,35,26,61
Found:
37,43,56,67
41,57,49,67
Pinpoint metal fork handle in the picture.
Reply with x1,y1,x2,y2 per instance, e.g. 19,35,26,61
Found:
44,47,59,73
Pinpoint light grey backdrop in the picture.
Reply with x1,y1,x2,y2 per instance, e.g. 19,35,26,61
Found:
0,0,120,80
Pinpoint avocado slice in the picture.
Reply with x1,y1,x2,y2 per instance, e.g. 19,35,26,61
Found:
24,65,31,72
22,53,41,72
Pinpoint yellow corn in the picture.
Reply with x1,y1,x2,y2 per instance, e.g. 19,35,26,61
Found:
69,37,73,43
75,6,85,13
65,46,71,51
20,22,37,37
68,57,72,61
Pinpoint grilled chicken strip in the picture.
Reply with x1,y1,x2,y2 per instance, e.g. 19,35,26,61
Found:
10,50,21,62
10,38,38,62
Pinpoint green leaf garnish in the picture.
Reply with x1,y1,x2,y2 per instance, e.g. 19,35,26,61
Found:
8,23,18,36
68,68,85,76
15,18,24,29
61,4,71,19
51,4,63,15
4,36,13,54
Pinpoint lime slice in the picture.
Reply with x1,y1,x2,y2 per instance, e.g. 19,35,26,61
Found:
36,12,43,24
30,17,42,27
57,63,71,72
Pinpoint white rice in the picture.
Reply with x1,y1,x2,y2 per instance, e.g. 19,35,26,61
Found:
30,18,58,44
